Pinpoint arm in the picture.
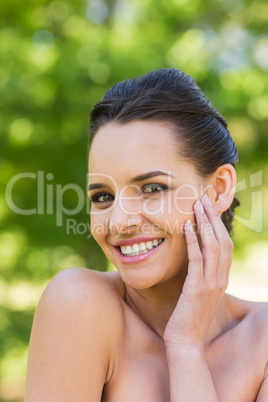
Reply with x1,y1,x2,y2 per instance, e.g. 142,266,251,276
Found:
25,268,123,402
165,345,218,401
164,195,233,401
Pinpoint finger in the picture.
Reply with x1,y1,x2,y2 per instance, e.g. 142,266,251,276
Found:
184,219,203,286
194,200,219,281
202,194,233,288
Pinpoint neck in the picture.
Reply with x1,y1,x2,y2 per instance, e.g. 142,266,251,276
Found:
125,273,186,339
124,276,230,346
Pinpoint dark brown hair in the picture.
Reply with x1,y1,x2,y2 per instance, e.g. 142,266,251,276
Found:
89,68,240,235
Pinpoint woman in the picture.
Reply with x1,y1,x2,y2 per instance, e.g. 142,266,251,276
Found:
25,69,268,401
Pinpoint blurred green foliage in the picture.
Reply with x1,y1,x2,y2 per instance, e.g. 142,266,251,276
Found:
0,0,267,400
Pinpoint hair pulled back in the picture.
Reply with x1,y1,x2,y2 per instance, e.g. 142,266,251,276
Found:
89,68,240,235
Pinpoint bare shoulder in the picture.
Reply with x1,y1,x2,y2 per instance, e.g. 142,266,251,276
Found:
25,268,125,402
224,295,268,399
227,294,268,356
245,302,268,401
35,267,125,334
92,268,126,299
246,299,268,344
227,293,268,329
40,267,125,308
241,298,268,328
249,300,268,321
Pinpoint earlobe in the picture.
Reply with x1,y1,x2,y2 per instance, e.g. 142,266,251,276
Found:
208,164,236,214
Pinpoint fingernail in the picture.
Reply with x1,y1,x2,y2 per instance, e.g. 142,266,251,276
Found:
203,194,213,206
195,200,204,214
185,219,194,232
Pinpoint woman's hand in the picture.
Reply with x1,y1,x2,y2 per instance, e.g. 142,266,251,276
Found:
163,194,234,351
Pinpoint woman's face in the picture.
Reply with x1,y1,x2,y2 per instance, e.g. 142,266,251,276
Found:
88,121,207,289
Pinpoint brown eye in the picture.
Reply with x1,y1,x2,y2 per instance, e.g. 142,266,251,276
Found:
142,184,168,193
90,193,114,203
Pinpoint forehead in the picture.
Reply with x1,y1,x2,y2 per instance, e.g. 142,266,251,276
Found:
88,121,179,172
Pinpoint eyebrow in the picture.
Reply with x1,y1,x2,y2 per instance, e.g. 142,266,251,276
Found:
87,170,174,192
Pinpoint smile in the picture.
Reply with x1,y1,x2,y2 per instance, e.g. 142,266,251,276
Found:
119,239,164,257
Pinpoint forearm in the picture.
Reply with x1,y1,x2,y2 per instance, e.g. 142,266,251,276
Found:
166,345,219,402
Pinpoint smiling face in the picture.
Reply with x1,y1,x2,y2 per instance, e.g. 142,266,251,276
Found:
88,120,208,289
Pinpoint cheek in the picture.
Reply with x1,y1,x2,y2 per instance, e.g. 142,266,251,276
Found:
142,191,196,220
173,187,198,216
142,192,196,236
90,211,109,244
141,197,166,216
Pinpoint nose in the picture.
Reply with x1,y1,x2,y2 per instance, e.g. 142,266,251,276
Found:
108,195,143,234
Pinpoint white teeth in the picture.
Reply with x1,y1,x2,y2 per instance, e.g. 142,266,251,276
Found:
119,239,163,256
146,241,153,250
132,244,139,252
126,246,132,254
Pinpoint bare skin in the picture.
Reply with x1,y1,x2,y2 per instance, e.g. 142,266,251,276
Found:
25,268,268,401
25,121,268,401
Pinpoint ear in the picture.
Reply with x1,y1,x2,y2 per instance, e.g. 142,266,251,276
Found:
206,164,236,214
